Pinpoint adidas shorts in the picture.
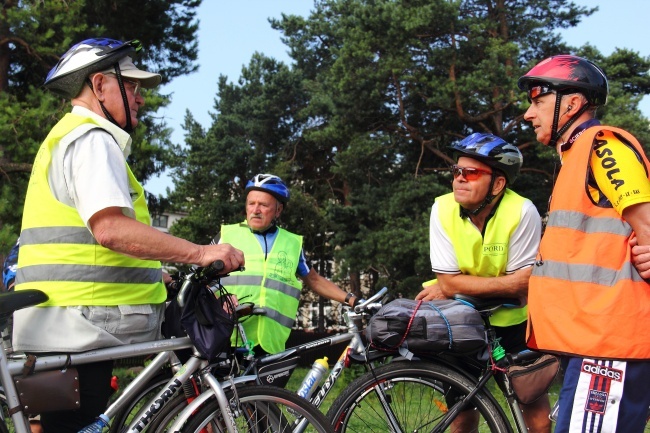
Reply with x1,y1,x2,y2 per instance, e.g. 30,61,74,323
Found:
555,356,650,433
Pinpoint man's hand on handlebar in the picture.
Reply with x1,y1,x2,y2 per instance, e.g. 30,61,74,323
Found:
198,243,245,273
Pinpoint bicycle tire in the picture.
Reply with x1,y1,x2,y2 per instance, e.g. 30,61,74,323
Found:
143,392,188,432
179,384,332,433
109,368,172,433
326,360,511,433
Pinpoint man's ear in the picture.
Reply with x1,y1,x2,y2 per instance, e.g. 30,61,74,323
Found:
565,93,583,115
90,74,106,101
492,175,507,196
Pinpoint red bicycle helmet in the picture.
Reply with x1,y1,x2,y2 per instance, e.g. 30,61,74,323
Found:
518,55,608,106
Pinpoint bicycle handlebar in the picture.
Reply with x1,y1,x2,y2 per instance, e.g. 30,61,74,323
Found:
353,286,388,313
176,260,245,308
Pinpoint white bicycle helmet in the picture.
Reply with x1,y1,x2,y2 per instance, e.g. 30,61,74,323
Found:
44,38,159,99
44,38,161,132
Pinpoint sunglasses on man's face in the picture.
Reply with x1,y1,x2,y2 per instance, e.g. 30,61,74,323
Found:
451,165,492,181
104,73,141,96
527,85,554,102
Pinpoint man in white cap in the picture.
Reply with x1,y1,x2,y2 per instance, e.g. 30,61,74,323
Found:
14,38,244,432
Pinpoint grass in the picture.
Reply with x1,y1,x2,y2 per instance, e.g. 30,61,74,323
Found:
283,365,562,428
108,362,560,432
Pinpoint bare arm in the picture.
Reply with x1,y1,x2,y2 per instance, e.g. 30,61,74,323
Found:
625,202,650,279
300,268,350,305
89,207,245,272
435,267,531,300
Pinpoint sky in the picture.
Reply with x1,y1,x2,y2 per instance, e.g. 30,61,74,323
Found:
145,0,650,196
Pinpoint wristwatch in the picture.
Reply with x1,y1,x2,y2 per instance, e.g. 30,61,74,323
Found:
345,292,357,306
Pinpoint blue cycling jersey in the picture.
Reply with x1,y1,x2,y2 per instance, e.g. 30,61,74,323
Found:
2,238,19,290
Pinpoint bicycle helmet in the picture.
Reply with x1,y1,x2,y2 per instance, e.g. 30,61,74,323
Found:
448,133,523,217
245,174,290,204
44,38,160,98
44,38,161,133
518,55,608,148
449,133,523,184
518,55,608,107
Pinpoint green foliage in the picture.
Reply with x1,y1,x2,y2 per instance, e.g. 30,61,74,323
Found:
4,0,648,298
0,0,202,253
167,0,649,295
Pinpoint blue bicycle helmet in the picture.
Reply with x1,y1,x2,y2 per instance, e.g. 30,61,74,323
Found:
449,133,523,184
245,174,290,203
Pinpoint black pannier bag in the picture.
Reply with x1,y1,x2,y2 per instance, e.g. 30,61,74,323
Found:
366,298,487,356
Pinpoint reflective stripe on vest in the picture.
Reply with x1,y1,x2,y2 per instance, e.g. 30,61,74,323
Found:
16,113,165,306
437,190,528,327
220,222,303,354
528,126,650,359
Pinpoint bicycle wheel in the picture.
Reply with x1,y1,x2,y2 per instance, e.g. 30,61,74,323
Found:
326,360,511,433
180,384,332,433
144,392,189,432
109,368,172,433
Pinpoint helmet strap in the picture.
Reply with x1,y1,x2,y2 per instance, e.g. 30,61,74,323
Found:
86,77,120,128
85,63,134,133
548,93,563,148
111,64,134,133
549,92,590,150
462,174,497,217
557,103,590,153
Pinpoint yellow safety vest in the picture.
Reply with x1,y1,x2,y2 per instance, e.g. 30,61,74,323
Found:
220,222,303,354
16,113,165,306
436,190,528,327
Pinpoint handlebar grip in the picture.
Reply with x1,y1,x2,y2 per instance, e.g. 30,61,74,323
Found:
211,260,225,272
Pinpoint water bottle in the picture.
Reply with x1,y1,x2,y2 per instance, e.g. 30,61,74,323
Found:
297,356,329,400
78,413,109,433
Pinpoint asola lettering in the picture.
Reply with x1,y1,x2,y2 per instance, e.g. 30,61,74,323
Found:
593,139,625,191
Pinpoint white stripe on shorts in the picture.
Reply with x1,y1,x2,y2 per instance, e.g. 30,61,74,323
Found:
568,358,625,433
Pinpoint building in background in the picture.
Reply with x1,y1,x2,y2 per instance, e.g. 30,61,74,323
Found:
152,210,187,234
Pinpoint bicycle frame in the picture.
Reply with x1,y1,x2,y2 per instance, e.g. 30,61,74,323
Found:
242,287,388,409
168,290,389,433
0,336,183,432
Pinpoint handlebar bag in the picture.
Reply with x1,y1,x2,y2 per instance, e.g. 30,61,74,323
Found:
366,298,487,355
180,283,236,360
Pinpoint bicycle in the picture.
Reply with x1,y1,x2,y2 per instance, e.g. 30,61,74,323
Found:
130,287,392,432
326,294,558,433
0,262,332,433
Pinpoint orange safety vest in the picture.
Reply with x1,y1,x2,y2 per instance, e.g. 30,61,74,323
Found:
527,126,650,360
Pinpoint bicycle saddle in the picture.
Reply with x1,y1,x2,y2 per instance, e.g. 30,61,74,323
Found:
0,289,49,316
